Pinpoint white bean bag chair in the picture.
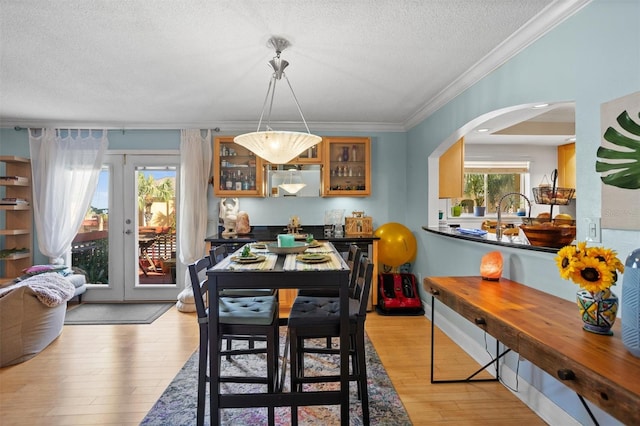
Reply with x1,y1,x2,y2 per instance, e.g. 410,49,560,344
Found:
0,273,75,367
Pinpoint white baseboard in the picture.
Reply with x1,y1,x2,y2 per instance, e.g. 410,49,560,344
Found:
423,299,580,426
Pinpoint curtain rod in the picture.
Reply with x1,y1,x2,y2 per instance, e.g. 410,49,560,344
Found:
14,126,221,132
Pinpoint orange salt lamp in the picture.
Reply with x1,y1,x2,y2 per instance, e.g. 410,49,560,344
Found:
480,251,503,281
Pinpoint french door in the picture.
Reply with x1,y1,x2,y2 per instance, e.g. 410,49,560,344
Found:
73,153,182,302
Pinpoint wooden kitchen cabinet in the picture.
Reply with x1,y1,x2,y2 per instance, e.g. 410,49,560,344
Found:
290,140,323,164
213,136,264,197
557,142,576,198
439,137,464,198
322,136,371,197
0,156,33,285
261,140,324,166
277,289,298,314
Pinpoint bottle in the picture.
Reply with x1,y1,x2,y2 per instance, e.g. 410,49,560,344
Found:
351,145,357,162
622,248,640,357
249,172,256,190
242,173,249,190
235,172,243,191
225,172,233,190
342,147,349,162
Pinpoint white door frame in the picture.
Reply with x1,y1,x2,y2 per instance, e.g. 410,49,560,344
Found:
84,151,182,302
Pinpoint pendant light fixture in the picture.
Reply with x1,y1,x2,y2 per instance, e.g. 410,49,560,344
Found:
234,37,321,164
278,169,306,194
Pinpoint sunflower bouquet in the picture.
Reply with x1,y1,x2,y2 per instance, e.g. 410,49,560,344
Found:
556,241,625,294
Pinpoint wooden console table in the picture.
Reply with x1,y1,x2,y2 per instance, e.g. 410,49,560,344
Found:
424,276,640,425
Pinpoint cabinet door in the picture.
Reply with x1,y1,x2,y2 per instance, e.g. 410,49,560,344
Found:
322,137,371,197
213,137,264,197
439,137,464,199
291,140,323,164
278,289,298,312
557,142,576,198
261,140,324,166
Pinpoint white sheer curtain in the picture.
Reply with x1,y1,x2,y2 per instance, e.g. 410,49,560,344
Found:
176,129,212,312
29,128,108,264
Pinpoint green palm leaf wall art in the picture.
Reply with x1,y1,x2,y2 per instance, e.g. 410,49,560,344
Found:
596,110,640,189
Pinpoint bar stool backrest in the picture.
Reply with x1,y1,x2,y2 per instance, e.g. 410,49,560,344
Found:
188,256,214,324
347,244,363,297
353,255,374,317
210,245,228,265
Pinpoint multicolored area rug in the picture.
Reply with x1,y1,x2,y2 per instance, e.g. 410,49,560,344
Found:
141,328,412,425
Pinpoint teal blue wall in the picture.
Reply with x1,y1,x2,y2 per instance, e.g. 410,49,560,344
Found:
408,1,639,424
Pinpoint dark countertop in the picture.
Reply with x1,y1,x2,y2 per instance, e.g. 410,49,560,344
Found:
422,225,558,254
205,225,379,244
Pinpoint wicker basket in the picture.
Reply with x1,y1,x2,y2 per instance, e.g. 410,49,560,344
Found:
532,187,575,205
533,186,575,206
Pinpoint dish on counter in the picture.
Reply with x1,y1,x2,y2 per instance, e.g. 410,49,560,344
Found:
456,228,488,236
307,240,322,248
266,242,309,254
251,243,267,250
296,254,331,264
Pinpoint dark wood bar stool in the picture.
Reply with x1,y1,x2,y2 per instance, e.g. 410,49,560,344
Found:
287,255,374,425
188,255,280,426
297,244,362,298
210,245,276,297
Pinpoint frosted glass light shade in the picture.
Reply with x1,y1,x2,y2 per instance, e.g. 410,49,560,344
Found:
279,183,306,194
276,169,306,194
234,131,322,165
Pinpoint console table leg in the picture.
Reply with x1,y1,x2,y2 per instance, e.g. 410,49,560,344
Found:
578,394,600,426
430,295,509,384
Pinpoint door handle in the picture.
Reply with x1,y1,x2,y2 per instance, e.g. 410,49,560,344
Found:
125,229,132,235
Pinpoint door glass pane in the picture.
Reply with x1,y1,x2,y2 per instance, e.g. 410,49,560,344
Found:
136,167,177,285
71,167,109,285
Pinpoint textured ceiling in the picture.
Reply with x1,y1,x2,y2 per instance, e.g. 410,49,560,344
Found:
0,0,588,132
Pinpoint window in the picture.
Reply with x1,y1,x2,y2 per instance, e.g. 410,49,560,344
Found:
460,161,530,214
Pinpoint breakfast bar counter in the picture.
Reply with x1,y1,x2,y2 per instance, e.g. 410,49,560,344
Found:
422,225,558,253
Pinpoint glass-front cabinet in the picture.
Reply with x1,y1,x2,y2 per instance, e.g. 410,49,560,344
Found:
322,136,371,197
213,136,264,197
292,140,323,164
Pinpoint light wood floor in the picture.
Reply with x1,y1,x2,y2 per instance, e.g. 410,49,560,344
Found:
0,306,545,425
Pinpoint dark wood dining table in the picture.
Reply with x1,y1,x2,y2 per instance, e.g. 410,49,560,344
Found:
206,241,351,425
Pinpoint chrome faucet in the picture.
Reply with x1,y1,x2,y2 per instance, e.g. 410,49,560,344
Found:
496,192,532,241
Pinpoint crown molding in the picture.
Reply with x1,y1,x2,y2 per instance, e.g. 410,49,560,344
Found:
403,0,592,130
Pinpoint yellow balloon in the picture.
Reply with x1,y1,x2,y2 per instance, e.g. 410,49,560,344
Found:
374,222,417,267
